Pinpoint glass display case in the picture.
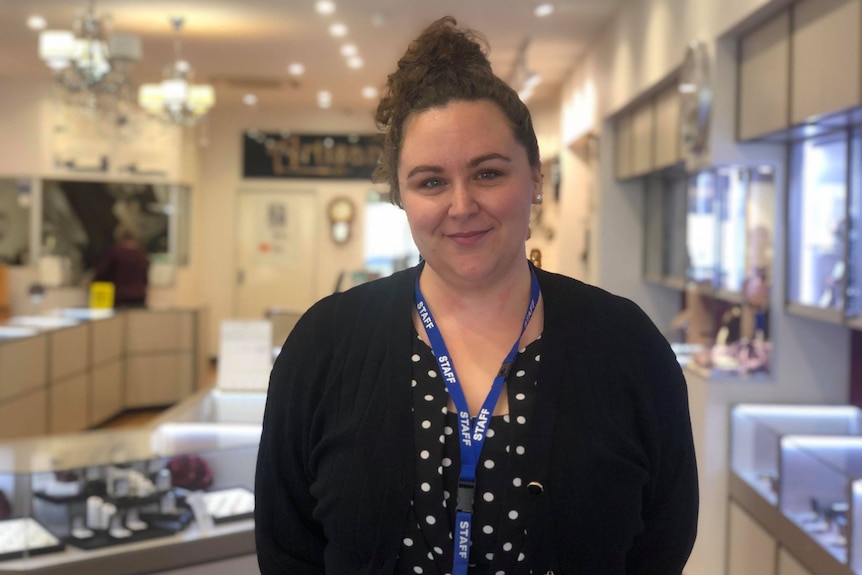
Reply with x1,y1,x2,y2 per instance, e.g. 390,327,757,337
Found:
0,179,32,267
644,171,688,287
788,132,848,319
779,435,862,567
0,422,259,570
687,170,719,286
847,128,862,325
731,404,862,504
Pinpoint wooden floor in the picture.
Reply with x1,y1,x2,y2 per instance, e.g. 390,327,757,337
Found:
94,407,171,430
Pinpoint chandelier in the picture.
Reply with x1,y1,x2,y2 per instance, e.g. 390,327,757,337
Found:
138,17,215,126
38,0,141,111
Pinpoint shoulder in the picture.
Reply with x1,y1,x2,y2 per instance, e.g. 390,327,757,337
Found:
536,268,649,327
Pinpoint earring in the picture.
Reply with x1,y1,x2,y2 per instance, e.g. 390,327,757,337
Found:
534,193,543,204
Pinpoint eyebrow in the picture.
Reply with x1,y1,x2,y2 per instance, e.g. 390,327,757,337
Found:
404,153,513,180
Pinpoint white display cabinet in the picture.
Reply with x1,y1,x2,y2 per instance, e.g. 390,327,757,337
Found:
780,435,862,569
731,404,862,504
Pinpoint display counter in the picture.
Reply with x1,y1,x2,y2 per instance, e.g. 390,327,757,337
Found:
728,403,862,575
0,388,264,574
0,307,208,440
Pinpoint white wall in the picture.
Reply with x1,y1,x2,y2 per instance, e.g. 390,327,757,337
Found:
197,105,379,354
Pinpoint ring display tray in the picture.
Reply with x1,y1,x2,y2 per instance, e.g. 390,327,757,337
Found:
0,518,65,561
64,526,175,551
202,487,255,524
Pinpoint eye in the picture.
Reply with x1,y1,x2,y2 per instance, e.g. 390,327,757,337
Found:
476,169,501,181
420,177,445,189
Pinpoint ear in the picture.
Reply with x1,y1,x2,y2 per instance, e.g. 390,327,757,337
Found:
531,167,543,204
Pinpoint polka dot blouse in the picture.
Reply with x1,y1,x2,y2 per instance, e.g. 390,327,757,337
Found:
395,330,542,575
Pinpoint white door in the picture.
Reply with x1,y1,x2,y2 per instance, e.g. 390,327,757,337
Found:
235,189,318,319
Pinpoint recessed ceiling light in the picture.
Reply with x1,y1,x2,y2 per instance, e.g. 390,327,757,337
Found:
329,22,348,37
340,44,358,57
315,1,336,15
534,4,555,17
317,90,332,108
346,56,364,69
27,15,47,30
242,94,258,106
361,86,378,99
287,62,305,76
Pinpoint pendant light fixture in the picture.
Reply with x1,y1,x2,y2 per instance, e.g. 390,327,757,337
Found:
138,17,215,125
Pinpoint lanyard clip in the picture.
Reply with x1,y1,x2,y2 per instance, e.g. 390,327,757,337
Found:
456,480,475,514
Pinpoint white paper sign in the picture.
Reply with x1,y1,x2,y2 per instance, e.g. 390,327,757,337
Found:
216,320,273,391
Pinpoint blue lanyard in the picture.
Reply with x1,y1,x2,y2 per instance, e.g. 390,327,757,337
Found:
414,266,540,575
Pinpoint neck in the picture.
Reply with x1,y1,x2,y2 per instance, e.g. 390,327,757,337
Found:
418,259,533,320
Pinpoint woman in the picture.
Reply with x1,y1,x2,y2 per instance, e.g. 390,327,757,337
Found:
255,16,698,575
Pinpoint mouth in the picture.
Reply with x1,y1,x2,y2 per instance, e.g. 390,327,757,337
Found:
446,229,489,246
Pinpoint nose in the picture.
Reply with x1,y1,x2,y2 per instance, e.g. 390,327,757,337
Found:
448,181,478,218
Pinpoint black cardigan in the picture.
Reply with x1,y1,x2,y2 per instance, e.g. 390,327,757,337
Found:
255,265,698,574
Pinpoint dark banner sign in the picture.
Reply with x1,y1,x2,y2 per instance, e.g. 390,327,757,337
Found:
243,131,383,180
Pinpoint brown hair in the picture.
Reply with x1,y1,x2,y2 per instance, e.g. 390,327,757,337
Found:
372,16,540,206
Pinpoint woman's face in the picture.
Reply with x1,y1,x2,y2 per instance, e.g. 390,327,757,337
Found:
398,100,541,289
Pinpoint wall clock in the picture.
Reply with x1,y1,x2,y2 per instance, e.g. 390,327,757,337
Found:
678,41,712,155
327,197,356,245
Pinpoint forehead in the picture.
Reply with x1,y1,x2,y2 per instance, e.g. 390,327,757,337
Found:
400,100,519,159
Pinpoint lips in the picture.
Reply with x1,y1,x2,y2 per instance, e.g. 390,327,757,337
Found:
447,229,489,246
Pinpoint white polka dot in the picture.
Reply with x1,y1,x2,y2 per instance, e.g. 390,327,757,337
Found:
424,394,434,401
484,459,495,469
411,379,418,387
483,525,494,534
422,420,432,429
535,354,541,361
439,435,445,444
414,567,423,574
426,515,436,525
434,546,443,555
483,492,494,502
427,552,434,560
519,347,526,353
442,457,452,467
486,428,495,438
516,446,526,455
516,369,526,377
412,354,421,362
508,510,519,520
403,537,414,546
441,406,448,415
443,490,450,500
437,466,443,475
496,571,505,575
503,542,513,551
518,553,525,561
444,426,454,435
516,393,526,400
513,478,522,487
420,450,430,459
421,482,431,492
517,416,527,424
486,552,494,560
428,370,438,378
502,415,510,423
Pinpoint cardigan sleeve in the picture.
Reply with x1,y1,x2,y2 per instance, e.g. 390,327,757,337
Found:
255,302,332,575
625,303,699,575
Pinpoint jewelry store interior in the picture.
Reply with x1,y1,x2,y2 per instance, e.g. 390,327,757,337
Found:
1,0,862,573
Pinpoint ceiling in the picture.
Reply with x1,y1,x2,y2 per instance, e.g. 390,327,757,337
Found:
0,0,623,116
